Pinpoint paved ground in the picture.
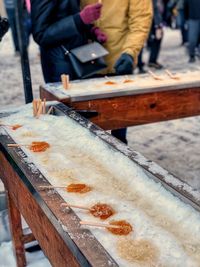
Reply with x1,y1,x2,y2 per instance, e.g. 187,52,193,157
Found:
0,28,200,190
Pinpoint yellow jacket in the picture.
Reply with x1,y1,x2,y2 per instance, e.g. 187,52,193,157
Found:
81,0,153,73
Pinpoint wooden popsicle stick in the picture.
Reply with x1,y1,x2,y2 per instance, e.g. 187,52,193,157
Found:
39,185,67,189
61,74,70,89
47,106,53,115
105,75,112,81
7,144,29,148
42,99,46,114
0,124,10,127
148,70,163,80
36,99,41,110
61,203,90,211
32,100,37,117
165,69,180,80
0,124,18,128
80,221,121,229
36,102,43,118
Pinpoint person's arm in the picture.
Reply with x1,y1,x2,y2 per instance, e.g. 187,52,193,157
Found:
121,0,153,63
31,0,83,46
31,0,101,47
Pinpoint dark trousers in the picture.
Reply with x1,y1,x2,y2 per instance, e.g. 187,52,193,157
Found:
188,19,200,58
111,128,127,144
137,49,144,69
177,10,188,44
6,8,19,51
148,38,162,63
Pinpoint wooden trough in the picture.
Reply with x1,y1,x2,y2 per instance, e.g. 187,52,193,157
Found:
40,71,200,130
0,103,200,267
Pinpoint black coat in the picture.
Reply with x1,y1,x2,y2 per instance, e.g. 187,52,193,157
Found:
31,0,91,82
184,0,200,20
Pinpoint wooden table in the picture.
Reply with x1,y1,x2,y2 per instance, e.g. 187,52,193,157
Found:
40,71,200,130
1,103,200,267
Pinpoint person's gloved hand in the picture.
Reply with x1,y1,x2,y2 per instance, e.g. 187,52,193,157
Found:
80,3,102,25
91,27,107,43
114,53,134,75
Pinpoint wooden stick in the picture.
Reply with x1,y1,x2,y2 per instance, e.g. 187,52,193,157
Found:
0,124,22,129
42,99,46,114
80,221,121,229
0,124,9,127
98,0,102,3
39,185,67,189
47,106,53,115
61,74,69,89
165,69,180,80
105,76,112,81
36,99,41,110
7,144,29,148
148,70,163,81
32,100,37,117
36,102,43,118
61,203,90,211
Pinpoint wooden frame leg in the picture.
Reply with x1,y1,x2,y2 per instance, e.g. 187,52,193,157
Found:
6,191,26,267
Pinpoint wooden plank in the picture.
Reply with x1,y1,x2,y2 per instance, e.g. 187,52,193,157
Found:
6,191,26,267
40,86,200,130
22,233,35,244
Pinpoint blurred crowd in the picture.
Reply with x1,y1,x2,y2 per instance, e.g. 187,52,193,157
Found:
0,0,200,67
138,0,200,73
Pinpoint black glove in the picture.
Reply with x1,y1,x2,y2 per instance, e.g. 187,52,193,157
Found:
0,16,9,42
114,53,134,75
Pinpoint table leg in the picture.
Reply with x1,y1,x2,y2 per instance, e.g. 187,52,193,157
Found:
6,190,26,267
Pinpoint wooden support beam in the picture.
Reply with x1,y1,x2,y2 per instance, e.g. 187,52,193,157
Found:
22,233,35,244
6,191,26,267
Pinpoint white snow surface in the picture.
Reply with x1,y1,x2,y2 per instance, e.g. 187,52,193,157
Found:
0,241,51,267
1,105,200,267
45,70,200,100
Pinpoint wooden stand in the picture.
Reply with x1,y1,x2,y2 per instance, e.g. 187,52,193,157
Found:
1,104,200,266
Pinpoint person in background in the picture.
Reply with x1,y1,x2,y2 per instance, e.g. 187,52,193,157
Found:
184,0,200,63
81,0,153,143
167,0,187,45
31,0,152,144
148,0,164,69
176,0,188,45
31,0,106,82
4,0,19,55
4,0,31,55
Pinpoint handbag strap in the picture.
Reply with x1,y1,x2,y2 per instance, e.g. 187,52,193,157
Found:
61,45,69,56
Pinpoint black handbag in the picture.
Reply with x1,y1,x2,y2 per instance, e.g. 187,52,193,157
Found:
61,42,109,79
